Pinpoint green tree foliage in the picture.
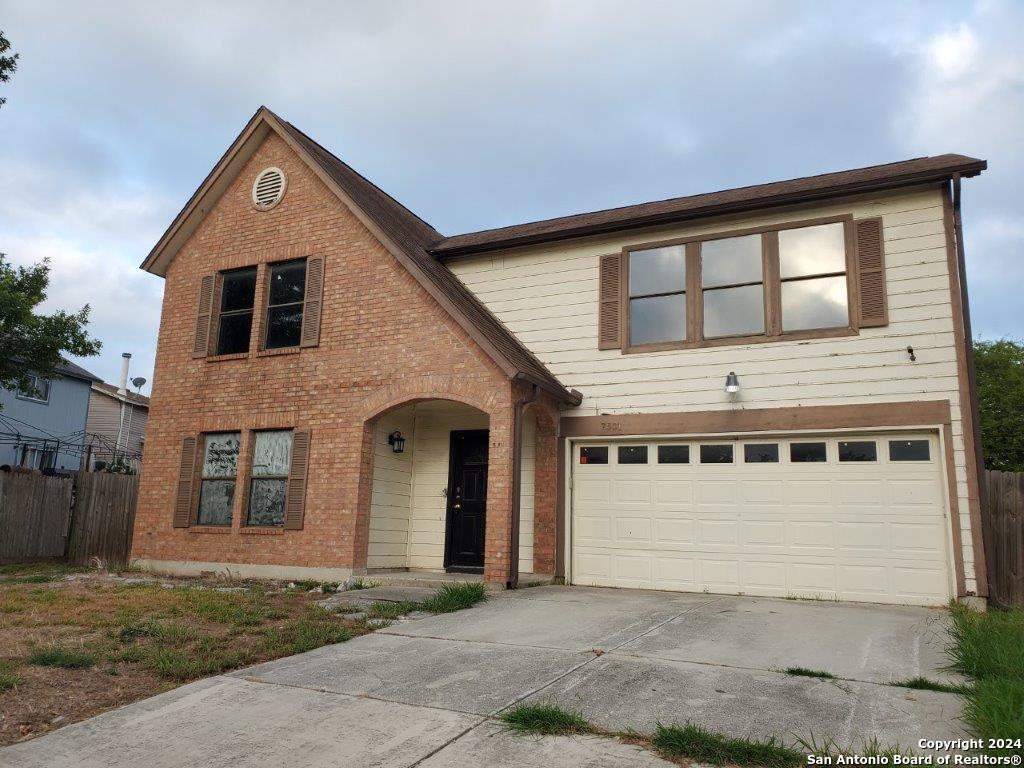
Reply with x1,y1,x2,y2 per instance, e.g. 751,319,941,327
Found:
0,30,18,108
0,255,102,399
974,339,1024,471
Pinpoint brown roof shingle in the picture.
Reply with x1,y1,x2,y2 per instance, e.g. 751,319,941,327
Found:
432,154,986,256
272,113,581,404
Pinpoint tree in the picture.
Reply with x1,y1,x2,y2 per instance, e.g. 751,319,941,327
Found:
974,338,1024,472
0,255,101,400
0,30,18,108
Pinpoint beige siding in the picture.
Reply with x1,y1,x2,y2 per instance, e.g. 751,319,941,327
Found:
367,410,414,569
367,401,535,573
85,389,149,467
449,187,978,592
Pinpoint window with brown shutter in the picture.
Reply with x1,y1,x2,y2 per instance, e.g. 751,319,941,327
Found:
300,256,324,347
192,276,215,358
854,217,888,327
598,254,622,350
173,436,198,528
617,215,860,353
283,430,311,530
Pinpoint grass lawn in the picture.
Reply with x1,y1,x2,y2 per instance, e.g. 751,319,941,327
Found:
0,563,485,746
948,603,1024,756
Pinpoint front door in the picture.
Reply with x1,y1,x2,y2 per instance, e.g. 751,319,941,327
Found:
444,429,489,572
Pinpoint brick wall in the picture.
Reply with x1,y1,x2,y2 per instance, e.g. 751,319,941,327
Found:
132,131,518,575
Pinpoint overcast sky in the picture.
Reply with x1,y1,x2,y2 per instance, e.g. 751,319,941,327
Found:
2,0,1022,393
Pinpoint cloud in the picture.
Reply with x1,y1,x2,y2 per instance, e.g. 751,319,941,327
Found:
0,0,1022,393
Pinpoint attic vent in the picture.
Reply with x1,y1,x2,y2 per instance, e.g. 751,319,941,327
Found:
252,167,286,210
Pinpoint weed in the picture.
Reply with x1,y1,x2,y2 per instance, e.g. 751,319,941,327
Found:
28,644,95,669
652,723,802,768
500,704,591,736
0,660,21,691
888,677,967,694
783,667,836,680
262,607,352,656
421,582,487,613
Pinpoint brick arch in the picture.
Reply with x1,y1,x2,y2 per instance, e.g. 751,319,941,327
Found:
351,374,514,574
356,374,506,425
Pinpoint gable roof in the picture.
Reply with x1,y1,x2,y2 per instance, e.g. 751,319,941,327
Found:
432,154,986,257
142,107,580,405
55,359,101,383
92,381,151,407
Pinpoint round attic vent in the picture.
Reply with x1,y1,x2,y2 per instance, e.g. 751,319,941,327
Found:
252,167,286,210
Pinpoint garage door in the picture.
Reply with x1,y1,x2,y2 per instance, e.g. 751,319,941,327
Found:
570,433,952,605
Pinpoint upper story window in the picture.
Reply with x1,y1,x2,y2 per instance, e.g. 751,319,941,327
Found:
628,245,686,345
216,267,257,355
624,217,852,350
778,223,848,332
16,374,51,403
701,234,764,338
265,259,306,349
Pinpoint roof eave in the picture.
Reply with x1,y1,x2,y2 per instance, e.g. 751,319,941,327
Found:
432,160,988,258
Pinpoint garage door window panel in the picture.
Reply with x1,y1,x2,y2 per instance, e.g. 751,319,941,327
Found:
889,440,930,462
657,445,690,464
579,446,608,465
791,442,827,463
839,441,877,462
744,443,779,463
700,444,734,464
618,446,648,465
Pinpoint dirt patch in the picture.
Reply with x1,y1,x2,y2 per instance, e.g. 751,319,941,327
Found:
0,568,375,746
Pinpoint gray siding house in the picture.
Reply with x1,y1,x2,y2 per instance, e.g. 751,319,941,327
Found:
0,361,100,472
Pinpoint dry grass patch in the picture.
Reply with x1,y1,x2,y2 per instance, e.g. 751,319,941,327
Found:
0,567,373,745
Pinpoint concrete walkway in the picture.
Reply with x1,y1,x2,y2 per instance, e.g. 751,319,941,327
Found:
1,586,966,767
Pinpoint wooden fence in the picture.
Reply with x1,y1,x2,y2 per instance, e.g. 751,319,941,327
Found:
0,472,139,567
0,473,74,563
983,470,1024,608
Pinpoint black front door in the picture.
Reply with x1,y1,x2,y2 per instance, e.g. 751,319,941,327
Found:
444,429,489,572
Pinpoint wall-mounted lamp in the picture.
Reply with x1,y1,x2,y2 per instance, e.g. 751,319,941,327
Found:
724,372,740,394
387,431,406,454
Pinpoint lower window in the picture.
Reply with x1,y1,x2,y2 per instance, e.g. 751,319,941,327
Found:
197,433,241,526
247,430,293,526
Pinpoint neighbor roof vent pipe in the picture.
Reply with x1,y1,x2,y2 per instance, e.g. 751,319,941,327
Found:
118,352,131,396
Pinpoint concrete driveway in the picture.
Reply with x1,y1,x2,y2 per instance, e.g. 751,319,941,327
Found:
1,586,965,767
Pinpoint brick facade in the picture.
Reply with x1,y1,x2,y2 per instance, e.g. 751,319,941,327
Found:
132,132,556,584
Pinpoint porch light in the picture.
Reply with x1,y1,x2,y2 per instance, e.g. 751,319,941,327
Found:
724,372,740,394
387,431,406,454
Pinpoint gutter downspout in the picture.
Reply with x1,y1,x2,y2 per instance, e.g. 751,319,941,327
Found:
508,381,540,589
952,173,994,599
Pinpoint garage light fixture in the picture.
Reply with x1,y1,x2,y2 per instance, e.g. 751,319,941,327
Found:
724,372,740,394
387,431,406,454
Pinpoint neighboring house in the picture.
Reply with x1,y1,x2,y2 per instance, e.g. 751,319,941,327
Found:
84,381,150,471
132,106,989,607
0,361,100,472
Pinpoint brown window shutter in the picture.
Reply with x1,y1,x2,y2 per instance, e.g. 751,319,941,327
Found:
855,218,888,327
598,253,622,350
173,436,198,528
192,274,216,358
299,257,324,348
283,430,311,530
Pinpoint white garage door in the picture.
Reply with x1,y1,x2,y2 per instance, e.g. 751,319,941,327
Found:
570,432,952,606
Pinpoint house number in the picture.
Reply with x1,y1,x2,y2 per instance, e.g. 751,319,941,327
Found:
600,421,622,434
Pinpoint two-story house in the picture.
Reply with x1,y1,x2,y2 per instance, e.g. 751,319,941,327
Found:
132,107,988,607
0,360,100,472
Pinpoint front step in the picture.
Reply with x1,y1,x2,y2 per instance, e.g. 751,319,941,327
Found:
361,569,555,591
